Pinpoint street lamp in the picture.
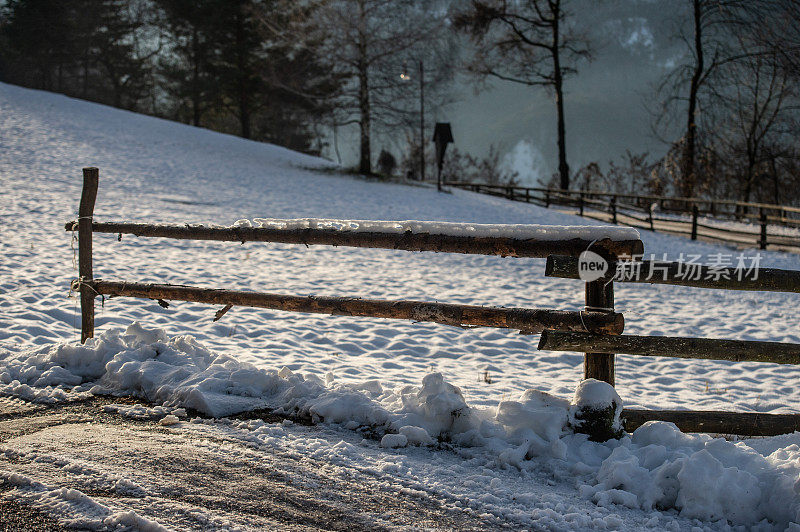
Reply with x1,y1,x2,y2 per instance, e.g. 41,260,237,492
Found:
401,60,425,182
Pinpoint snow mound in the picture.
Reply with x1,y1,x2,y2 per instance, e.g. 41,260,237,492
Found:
380,434,408,448
585,421,800,527
3,323,800,528
495,389,570,462
573,378,622,411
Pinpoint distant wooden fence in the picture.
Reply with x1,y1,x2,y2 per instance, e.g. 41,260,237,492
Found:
444,182,800,252
67,168,800,436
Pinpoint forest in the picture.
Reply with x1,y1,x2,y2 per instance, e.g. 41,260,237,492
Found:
1,0,799,205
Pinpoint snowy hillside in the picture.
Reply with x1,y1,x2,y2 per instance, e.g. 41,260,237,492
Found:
2,82,800,530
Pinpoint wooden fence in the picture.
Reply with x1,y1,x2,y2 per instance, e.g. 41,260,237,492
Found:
444,182,800,252
543,254,800,434
67,168,800,436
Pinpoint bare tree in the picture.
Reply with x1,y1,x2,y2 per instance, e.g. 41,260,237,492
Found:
654,1,723,196
650,0,784,197
749,0,800,73
654,0,800,202
712,48,799,205
314,0,455,175
454,0,593,190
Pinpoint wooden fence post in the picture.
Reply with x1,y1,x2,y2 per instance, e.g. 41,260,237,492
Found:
545,190,551,208
525,188,530,203
760,209,768,250
648,204,655,231
585,279,615,385
610,196,617,225
579,192,584,216
691,204,699,240
78,167,99,343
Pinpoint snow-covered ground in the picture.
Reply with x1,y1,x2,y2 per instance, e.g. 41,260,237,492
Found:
2,82,800,530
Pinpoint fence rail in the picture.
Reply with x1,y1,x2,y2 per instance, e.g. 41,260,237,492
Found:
444,182,800,252
545,255,800,292
65,221,643,259
66,168,800,437
88,280,625,334
539,330,800,365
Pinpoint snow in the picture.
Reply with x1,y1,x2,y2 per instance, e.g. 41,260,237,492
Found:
574,378,623,410
2,81,800,529
1,470,168,531
586,421,800,526
5,322,800,527
380,433,408,448
247,217,641,241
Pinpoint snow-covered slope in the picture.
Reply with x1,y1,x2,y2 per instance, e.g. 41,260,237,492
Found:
2,82,800,529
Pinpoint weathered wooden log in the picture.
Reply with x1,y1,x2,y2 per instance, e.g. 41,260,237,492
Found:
64,221,644,259
538,330,800,365
585,280,616,385
622,408,800,436
78,168,98,343
88,281,625,334
545,255,800,293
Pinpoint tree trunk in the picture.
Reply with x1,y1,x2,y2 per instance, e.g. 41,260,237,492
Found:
192,27,201,127
358,64,371,175
236,9,251,139
552,1,569,190
82,53,89,98
683,0,704,198
770,157,780,204
741,150,756,213
357,4,371,175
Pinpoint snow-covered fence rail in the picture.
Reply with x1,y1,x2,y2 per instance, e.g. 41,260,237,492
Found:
69,219,642,259
65,168,636,359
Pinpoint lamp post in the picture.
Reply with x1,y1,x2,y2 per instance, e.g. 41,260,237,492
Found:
401,60,425,182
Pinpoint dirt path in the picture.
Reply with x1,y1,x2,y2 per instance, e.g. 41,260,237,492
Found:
0,396,516,531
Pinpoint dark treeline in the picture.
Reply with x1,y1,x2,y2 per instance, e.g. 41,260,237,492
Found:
0,0,342,155
2,0,800,206
0,0,454,163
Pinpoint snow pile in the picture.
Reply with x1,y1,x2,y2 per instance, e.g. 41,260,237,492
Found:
493,389,570,463
102,403,187,421
3,323,800,528
584,421,800,527
387,372,479,443
0,322,390,421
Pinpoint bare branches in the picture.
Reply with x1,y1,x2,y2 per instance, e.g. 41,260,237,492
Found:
310,0,457,174
454,0,593,190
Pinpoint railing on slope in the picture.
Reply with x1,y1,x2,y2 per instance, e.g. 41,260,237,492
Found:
444,182,800,252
